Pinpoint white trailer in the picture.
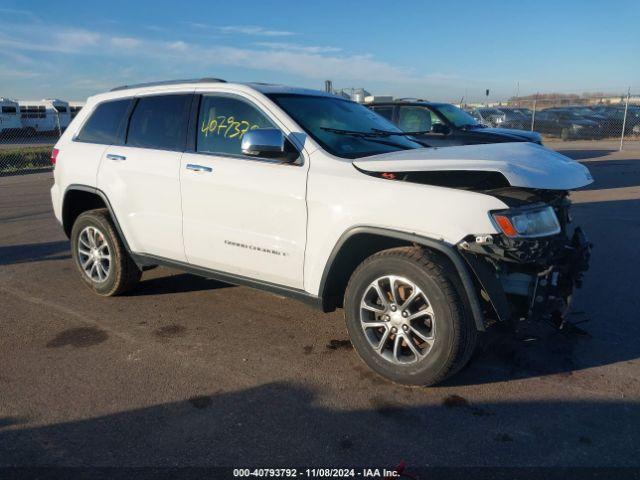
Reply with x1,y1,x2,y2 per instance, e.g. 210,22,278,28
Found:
68,101,85,120
0,98,23,134
18,99,71,133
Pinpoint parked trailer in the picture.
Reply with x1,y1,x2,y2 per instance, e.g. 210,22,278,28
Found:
0,98,23,134
68,101,85,120
18,99,71,133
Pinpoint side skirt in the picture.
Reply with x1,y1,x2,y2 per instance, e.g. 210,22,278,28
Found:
131,253,323,311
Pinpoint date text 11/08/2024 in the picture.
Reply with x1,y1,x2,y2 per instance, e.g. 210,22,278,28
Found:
232,468,402,478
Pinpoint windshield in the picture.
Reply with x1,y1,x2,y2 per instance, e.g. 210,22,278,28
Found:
267,94,423,159
433,104,478,128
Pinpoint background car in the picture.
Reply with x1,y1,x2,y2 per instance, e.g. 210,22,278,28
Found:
468,107,506,127
545,107,617,134
497,107,533,129
533,109,603,140
587,105,640,135
367,100,541,147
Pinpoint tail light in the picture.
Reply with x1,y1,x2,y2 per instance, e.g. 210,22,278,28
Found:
51,148,59,166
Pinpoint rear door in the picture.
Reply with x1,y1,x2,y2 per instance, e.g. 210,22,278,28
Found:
69,98,132,191
98,92,193,261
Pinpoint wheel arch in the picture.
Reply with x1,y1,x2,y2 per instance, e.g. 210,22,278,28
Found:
318,227,485,331
62,185,131,252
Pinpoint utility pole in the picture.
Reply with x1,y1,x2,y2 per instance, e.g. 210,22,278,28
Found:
620,87,631,151
531,92,538,132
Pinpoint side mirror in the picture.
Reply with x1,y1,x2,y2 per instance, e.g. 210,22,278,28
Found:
241,128,297,162
431,123,450,135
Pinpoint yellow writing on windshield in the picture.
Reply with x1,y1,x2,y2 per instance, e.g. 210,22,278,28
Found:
200,115,261,139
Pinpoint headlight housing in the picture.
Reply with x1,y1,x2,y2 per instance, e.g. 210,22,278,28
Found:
491,205,561,238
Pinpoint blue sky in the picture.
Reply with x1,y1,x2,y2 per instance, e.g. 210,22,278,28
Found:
1,0,638,101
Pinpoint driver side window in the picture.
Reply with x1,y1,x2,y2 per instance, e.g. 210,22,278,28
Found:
197,95,275,156
397,106,442,132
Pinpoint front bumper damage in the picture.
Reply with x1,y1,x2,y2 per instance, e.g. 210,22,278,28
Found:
458,226,591,327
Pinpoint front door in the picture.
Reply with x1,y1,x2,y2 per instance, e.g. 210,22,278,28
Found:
180,93,308,288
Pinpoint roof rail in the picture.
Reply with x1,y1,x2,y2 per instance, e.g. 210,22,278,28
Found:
110,77,226,92
396,97,426,102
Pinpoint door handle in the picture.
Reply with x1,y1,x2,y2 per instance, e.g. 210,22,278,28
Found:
186,163,212,173
106,153,126,161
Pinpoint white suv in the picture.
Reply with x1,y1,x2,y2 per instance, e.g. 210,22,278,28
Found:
51,79,593,386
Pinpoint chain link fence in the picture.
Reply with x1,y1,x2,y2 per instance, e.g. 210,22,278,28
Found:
0,134,57,177
462,92,640,147
0,102,67,176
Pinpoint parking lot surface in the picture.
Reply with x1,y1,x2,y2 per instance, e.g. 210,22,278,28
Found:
0,142,639,468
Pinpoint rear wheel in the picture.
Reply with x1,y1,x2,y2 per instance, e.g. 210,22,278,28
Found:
344,247,477,386
70,208,141,296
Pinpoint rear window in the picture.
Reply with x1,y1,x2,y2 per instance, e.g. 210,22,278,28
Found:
76,99,132,144
126,94,191,151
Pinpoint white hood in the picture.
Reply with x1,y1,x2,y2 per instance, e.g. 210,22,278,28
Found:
353,142,593,190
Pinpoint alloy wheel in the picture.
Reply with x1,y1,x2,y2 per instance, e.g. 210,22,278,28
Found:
77,226,111,283
359,275,436,364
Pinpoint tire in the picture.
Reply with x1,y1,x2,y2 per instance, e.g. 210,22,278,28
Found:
70,208,141,296
344,247,477,386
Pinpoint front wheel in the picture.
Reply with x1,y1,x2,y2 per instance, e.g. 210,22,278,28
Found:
344,247,477,386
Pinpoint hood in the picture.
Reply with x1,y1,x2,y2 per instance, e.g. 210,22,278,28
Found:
477,127,541,142
353,142,593,190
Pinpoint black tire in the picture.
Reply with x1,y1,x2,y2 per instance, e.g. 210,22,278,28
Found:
344,247,477,386
70,208,141,296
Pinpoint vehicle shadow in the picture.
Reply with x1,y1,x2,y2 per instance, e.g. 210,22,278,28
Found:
0,382,638,467
578,159,640,190
556,149,616,160
127,272,232,296
0,241,70,266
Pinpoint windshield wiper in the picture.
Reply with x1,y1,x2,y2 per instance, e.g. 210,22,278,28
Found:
371,128,430,136
320,127,429,137
320,127,418,150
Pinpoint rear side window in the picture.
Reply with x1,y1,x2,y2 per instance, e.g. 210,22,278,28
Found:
76,99,131,144
126,94,191,151
196,95,275,156
370,106,393,121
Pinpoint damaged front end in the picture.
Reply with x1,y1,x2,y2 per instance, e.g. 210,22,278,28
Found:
353,142,594,328
458,188,591,327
